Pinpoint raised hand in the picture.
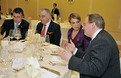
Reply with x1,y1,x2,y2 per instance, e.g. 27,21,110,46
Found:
63,40,76,53
57,48,72,62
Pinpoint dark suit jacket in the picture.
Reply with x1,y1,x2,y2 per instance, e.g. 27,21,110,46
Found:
69,30,121,78
51,8,60,20
1,19,29,40
51,8,60,16
36,20,61,46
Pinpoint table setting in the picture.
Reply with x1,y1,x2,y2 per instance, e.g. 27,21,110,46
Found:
0,39,71,78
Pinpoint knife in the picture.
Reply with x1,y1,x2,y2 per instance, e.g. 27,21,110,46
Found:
40,66,60,76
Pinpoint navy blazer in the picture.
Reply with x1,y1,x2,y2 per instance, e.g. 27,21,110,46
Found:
69,30,121,78
36,20,61,46
1,19,29,40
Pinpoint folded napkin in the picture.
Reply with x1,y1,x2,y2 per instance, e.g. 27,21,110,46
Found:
12,58,24,70
41,69,59,78
24,57,41,78
25,57,60,78
1,40,9,46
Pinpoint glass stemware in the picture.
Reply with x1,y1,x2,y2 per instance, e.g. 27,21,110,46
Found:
14,28,21,41
45,34,50,43
9,29,14,40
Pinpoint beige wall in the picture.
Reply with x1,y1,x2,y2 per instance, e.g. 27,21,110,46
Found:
1,0,121,42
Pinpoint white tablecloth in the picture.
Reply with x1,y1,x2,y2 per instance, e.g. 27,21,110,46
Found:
0,41,71,78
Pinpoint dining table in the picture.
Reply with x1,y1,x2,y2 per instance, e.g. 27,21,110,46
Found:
0,40,71,78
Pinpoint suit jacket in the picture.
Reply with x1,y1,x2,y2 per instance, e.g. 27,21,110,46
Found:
51,8,60,20
1,19,29,40
36,20,61,46
69,30,121,78
51,8,60,16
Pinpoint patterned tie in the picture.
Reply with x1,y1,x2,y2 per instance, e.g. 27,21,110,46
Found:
12,24,19,35
41,25,46,37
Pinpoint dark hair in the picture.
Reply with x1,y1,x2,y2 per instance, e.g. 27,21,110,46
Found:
88,14,105,29
69,13,81,23
53,3,57,6
13,8,24,18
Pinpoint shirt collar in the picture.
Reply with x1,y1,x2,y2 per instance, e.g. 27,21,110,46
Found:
92,29,102,40
46,20,51,27
14,22,21,26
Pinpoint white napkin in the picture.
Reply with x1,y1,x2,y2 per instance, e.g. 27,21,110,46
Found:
25,57,60,78
12,58,24,70
1,40,9,46
41,69,59,78
24,57,41,78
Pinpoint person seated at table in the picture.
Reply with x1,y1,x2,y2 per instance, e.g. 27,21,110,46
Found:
0,7,29,40
68,13,90,51
58,13,121,78
36,8,61,46
6,8,13,16
51,3,60,20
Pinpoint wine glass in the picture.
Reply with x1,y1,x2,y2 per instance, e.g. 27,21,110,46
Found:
45,34,50,43
9,29,14,40
14,28,21,41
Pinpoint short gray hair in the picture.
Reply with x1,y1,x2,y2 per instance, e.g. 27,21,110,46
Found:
88,14,105,29
40,8,50,15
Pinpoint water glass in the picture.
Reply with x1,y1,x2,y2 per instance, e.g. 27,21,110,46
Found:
14,28,21,40
9,29,14,40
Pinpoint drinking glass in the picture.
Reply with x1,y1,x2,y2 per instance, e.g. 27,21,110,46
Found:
9,29,14,40
14,28,21,40
45,34,50,43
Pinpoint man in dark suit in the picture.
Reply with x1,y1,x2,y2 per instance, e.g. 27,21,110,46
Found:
58,14,121,78
1,7,29,40
36,8,61,46
51,3,60,20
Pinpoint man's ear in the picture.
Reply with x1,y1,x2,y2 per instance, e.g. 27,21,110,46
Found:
92,22,96,28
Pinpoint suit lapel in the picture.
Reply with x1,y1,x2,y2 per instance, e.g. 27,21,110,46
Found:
47,21,53,34
10,19,14,29
40,23,44,34
19,19,24,28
